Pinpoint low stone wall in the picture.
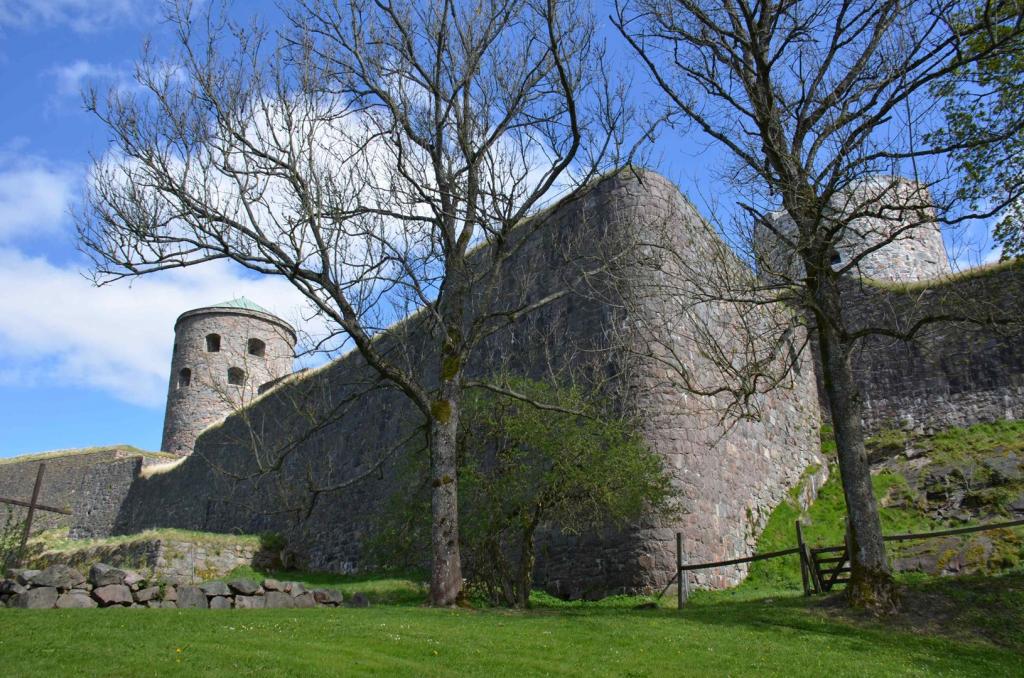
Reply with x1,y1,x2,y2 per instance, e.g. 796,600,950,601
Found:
30,536,272,585
1,563,356,610
0,448,168,537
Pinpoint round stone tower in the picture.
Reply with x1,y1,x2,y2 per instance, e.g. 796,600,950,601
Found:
161,298,296,455
756,176,952,284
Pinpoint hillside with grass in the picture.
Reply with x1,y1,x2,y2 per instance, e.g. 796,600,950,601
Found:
744,420,1024,591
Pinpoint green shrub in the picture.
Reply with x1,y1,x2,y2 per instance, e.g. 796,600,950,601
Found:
369,377,678,608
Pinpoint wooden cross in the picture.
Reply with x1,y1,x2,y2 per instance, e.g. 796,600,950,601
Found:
0,463,71,568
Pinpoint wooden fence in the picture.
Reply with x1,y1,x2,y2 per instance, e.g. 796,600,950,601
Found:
666,516,1024,608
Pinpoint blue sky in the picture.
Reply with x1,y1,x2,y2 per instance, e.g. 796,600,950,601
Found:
0,1,312,456
0,1,1000,458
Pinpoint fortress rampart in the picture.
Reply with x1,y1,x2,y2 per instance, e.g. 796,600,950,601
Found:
3,170,1022,598
108,170,823,597
845,262,1024,433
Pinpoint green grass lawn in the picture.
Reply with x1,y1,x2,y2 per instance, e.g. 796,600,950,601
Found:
2,571,1022,677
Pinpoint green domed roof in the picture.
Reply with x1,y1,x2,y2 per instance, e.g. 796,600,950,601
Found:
211,297,273,315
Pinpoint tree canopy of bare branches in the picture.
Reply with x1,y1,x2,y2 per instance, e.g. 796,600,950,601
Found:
78,0,629,606
615,0,1024,611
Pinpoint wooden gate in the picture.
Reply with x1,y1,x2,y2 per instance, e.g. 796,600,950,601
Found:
796,519,852,595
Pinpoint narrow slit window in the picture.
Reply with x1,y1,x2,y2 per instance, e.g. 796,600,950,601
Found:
228,367,245,385
178,368,191,388
206,333,221,352
247,338,266,357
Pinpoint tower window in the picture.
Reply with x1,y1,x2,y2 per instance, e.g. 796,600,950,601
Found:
206,333,221,352
228,367,245,385
247,338,266,357
177,368,191,388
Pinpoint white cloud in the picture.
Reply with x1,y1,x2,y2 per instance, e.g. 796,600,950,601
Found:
0,0,146,33
50,60,125,98
0,153,79,242
0,249,322,408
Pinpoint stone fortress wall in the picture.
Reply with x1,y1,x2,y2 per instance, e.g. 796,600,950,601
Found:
161,304,296,455
3,169,1022,597
846,262,1024,433
110,170,824,597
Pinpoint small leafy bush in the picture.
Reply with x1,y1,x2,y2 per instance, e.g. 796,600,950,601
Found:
369,377,678,607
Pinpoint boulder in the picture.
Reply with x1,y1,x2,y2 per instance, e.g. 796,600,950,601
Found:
293,592,316,608
227,579,261,596
234,595,266,609
93,584,133,607
29,565,85,590
90,563,127,587
347,592,370,608
176,586,208,609
313,589,343,606
262,578,285,592
123,571,145,588
0,580,27,596
15,570,40,586
135,586,161,603
56,592,98,609
983,454,1023,483
162,601,178,609
263,591,295,609
209,596,232,609
11,587,59,609
287,582,306,597
199,581,231,598
162,585,178,602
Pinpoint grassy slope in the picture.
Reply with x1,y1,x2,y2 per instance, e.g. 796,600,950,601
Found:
745,421,1024,591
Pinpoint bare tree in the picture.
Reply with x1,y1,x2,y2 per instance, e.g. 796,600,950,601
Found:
78,0,629,606
614,0,1024,610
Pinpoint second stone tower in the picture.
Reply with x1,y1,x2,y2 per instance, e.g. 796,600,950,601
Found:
161,298,296,455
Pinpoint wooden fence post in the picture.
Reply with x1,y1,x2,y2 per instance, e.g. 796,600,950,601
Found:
676,532,689,609
796,520,810,596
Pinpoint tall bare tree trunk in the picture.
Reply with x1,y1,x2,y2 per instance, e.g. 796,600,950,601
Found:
428,339,464,606
812,277,899,611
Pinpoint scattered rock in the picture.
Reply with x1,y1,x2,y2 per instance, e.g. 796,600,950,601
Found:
90,564,127,587
0,580,27,596
263,591,295,609
56,592,97,609
983,454,1022,483
234,595,265,609
11,587,59,609
199,581,231,598
176,587,209,609
29,565,85,590
347,592,370,608
292,592,316,608
135,586,161,603
15,570,40,586
93,584,133,607
123,571,145,588
227,579,260,596
313,589,343,606
209,596,232,609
